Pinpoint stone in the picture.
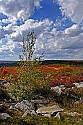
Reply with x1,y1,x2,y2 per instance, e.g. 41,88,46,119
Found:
4,82,10,87
55,112,61,119
15,100,33,112
22,109,31,118
74,101,80,105
73,83,80,88
43,113,51,117
77,84,83,88
21,100,31,106
15,102,29,112
0,113,10,119
51,86,62,95
9,105,17,110
31,110,37,116
36,105,63,116
73,82,83,88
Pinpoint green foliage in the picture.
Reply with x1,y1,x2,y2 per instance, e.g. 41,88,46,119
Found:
8,31,51,101
0,114,83,125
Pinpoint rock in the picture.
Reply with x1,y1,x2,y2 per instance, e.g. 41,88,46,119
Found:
22,109,37,117
0,79,6,84
36,105,63,116
73,83,80,88
9,105,17,110
4,82,10,87
55,112,61,119
21,100,31,106
8,93,16,101
31,110,37,116
74,101,80,105
15,102,29,112
22,109,31,118
15,100,32,112
78,84,83,88
73,82,83,88
43,113,51,117
0,113,10,119
51,86,62,95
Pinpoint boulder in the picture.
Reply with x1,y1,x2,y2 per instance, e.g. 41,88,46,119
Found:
31,110,37,116
0,113,10,119
9,105,17,110
15,103,29,112
51,86,62,95
54,112,61,119
36,105,63,116
15,100,33,112
73,82,83,88
21,100,31,106
22,109,31,118
42,113,51,117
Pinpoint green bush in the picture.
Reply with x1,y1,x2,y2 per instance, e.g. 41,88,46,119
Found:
7,31,51,101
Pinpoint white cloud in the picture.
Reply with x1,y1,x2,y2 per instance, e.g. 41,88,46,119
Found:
0,0,83,60
0,18,83,60
0,0,41,20
0,18,54,60
56,0,83,24
65,24,83,37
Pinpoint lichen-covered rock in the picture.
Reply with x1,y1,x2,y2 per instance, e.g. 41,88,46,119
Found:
15,102,29,112
22,109,31,118
31,110,37,116
0,113,10,119
36,105,63,116
51,86,62,95
15,100,32,112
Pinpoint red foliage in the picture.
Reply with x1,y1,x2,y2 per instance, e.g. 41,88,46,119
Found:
0,64,83,88
0,67,16,75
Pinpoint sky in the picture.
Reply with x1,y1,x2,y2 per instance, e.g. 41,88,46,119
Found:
0,0,83,61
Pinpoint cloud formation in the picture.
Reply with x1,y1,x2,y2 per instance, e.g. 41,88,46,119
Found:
0,0,83,60
56,0,83,24
0,0,41,20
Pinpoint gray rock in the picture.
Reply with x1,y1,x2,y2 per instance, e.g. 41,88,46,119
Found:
31,110,37,116
73,83,80,87
51,86,62,95
55,112,61,119
21,100,31,106
78,84,83,88
15,100,33,112
22,109,31,118
0,113,10,119
43,113,51,117
4,82,10,87
15,102,29,112
36,105,63,116
9,105,17,110
73,82,83,88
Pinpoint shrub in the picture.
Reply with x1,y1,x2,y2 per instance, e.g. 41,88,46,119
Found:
8,31,51,101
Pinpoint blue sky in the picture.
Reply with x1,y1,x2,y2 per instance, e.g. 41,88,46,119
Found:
0,0,83,61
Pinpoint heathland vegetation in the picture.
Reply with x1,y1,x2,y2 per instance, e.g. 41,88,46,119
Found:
0,31,83,125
